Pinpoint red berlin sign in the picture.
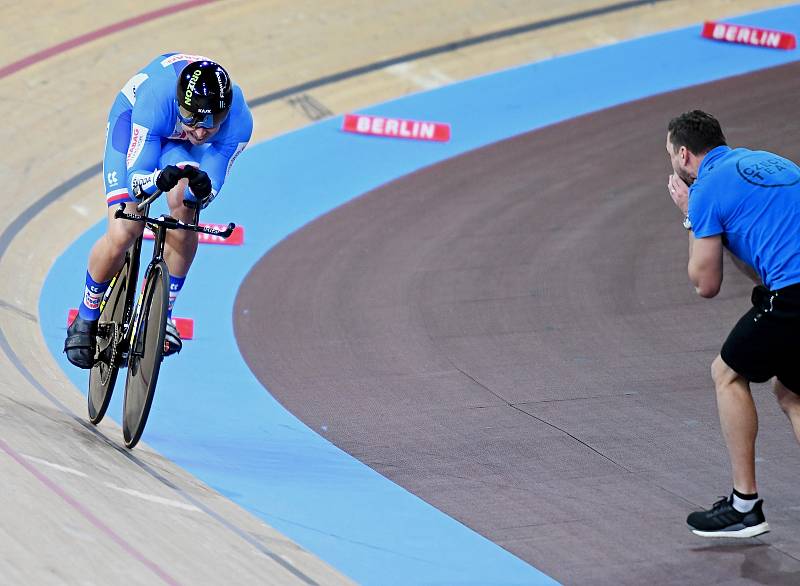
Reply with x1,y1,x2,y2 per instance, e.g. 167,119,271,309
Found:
342,114,451,142
701,21,797,50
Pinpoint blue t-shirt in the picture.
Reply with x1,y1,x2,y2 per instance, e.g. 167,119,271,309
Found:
120,53,253,202
688,145,800,290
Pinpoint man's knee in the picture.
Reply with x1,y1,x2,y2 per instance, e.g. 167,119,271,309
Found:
774,379,800,414
166,180,195,218
108,222,140,250
712,355,741,388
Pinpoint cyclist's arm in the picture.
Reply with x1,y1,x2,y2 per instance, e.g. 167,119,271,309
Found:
189,102,253,206
126,86,169,197
190,140,248,206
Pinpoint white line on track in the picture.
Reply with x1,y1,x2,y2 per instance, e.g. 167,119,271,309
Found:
103,482,203,512
385,62,454,89
21,453,201,512
22,454,89,477
71,204,91,217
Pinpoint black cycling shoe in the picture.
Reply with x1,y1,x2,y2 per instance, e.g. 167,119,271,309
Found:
163,318,182,357
64,315,98,369
687,496,770,538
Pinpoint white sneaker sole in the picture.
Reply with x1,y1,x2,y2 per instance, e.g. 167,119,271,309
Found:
691,522,770,538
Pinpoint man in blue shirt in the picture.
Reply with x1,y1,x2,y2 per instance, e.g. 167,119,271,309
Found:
64,54,252,368
666,110,800,538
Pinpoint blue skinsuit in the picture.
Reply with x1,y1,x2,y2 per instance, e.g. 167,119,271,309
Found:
102,52,253,207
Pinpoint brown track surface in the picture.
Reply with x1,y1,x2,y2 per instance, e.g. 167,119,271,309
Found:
234,62,800,585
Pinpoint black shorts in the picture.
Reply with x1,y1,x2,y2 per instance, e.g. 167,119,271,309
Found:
721,283,800,393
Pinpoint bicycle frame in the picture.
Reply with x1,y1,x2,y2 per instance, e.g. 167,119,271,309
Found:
113,193,235,360
89,185,236,446
95,189,235,447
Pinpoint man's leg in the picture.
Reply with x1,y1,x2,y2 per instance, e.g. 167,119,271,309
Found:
87,202,145,283
158,180,199,356
163,179,199,279
774,379,800,444
711,355,758,494
65,202,144,368
685,355,768,538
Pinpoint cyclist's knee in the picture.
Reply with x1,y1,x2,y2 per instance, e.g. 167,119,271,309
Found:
166,179,193,217
169,178,189,197
107,213,143,252
106,228,138,253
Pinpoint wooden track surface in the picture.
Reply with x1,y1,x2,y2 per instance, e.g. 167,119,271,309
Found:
0,0,793,582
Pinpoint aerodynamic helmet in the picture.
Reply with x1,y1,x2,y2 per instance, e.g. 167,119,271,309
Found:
176,60,233,128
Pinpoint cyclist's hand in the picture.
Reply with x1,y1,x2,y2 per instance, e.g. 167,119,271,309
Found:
155,165,185,192
186,168,213,207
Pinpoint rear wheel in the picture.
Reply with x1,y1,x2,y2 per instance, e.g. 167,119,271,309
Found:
122,261,169,448
88,253,135,424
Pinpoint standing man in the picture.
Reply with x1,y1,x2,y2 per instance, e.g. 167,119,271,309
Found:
666,110,800,537
64,53,252,368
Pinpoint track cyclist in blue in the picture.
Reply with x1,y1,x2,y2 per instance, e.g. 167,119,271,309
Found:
64,53,253,368
666,110,800,538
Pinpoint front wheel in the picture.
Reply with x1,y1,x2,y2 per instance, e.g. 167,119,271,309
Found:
122,260,169,448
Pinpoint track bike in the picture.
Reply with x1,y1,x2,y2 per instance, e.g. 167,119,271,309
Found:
86,188,234,448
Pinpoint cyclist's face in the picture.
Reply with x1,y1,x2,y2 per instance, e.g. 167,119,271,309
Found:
182,124,219,144
178,106,227,144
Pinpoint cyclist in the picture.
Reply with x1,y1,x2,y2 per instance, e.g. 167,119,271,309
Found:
64,53,253,368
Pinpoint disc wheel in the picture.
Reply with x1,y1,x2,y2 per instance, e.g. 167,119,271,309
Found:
88,255,134,424
122,261,169,448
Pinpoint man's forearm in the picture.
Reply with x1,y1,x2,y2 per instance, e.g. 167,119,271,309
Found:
687,230,698,289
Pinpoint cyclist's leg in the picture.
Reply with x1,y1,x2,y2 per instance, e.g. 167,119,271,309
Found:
66,104,144,368
160,141,202,277
155,142,205,355
87,201,145,283
90,105,147,290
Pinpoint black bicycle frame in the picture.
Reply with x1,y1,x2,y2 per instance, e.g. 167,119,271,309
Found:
113,191,235,358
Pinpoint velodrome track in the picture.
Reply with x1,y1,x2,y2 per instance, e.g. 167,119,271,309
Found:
235,61,800,584
4,1,800,584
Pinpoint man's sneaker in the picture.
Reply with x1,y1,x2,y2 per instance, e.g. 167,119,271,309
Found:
164,318,182,357
687,496,770,538
64,315,98,369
